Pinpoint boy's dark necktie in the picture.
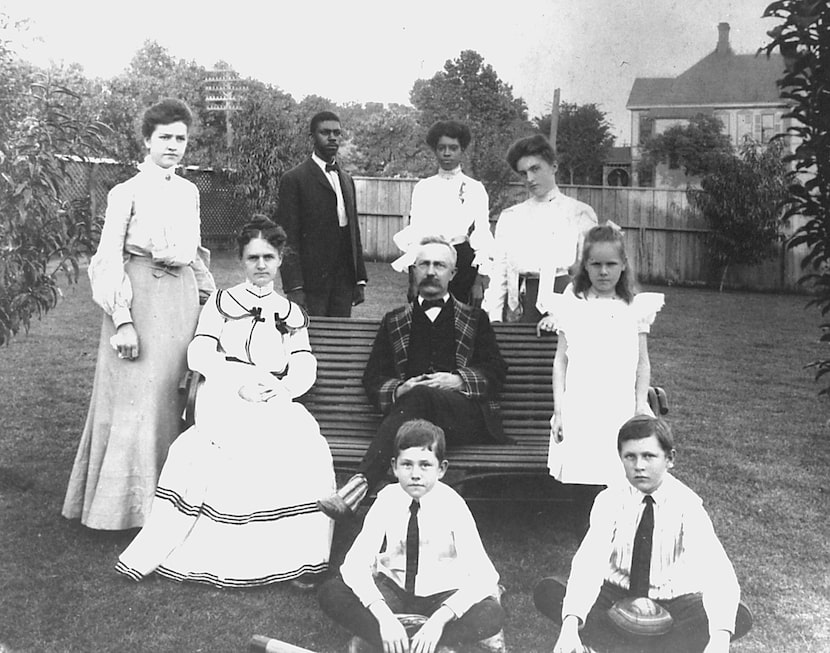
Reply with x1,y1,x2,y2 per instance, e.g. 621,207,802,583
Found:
630,495,655,596
405,499,420,593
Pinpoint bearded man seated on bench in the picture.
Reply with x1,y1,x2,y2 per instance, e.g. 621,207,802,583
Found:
317,236,508,520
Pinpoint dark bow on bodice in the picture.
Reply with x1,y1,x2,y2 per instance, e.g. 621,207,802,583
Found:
273,313,290,335
249,306,290,335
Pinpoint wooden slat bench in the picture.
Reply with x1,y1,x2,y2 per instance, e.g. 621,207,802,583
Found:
181,316,666,493
299,317,559,488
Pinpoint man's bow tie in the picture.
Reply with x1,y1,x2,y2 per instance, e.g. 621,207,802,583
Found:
325,162,339,173
421,298,446,311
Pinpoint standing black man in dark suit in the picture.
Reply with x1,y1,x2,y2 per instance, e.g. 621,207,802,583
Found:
277,111,368,316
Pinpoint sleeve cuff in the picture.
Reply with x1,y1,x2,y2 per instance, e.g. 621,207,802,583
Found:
440,602,460,620
707,620,736,637
356,583,385,608
112,307,133,329
441,593,469,618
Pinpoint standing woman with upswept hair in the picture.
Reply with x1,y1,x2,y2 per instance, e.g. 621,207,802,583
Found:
63,98,215,530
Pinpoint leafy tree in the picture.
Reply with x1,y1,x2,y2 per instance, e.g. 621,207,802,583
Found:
91,41,225,165
0,18,109,344
410,50,531,212
226,88,365,216
347,103,433,177
763,0,830,393
226,82,302,215
688,140,788,291
536,103,616,185
639,114,733,179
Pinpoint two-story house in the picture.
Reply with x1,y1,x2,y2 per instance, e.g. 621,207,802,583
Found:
624,22,788,188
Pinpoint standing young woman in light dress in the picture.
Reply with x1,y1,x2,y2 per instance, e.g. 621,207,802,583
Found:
537,224,663,520
115,216,335,588
62,99,215,530
391,120,494,305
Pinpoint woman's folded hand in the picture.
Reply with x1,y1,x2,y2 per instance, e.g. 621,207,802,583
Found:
238,380,290,404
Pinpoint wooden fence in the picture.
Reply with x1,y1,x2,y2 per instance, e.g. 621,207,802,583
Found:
354,177,808,292
61,161,806,292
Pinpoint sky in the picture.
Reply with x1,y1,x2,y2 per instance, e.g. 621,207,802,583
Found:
4,0,778,143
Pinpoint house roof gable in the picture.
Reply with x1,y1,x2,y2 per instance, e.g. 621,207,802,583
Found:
627,51,786,109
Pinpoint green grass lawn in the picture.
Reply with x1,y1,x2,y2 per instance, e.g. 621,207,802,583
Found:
1,252,829,652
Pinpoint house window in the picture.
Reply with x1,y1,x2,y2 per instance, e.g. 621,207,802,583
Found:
753,113,779,143
751,112,783,144
737,111,753,143
638,114,654,145
713,111,730,140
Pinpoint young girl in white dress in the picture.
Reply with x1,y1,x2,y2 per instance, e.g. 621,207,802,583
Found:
115,216,335,588
63,99,215,530
537,224,664,514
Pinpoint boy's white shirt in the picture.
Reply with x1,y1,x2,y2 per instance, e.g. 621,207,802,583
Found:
562,472,741,637
340,480,500,617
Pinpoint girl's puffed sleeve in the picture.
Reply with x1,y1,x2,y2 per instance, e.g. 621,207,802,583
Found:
88,182,134,328
282,303,316,399
537,284,577,335
632,292,665,333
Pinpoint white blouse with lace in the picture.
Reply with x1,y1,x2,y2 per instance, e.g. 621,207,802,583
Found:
392,166,494,274
88,157,214,327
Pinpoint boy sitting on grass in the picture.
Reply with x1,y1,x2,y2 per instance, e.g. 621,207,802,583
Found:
534,415,752,653
318,419,505,653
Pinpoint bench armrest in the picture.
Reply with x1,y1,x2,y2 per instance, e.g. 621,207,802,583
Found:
178,369,205,430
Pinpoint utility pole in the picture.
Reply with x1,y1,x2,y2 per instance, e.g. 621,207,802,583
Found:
206,62,246,148
549,88,560,154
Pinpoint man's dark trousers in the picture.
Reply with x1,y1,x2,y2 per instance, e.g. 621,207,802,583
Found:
357,385,484,486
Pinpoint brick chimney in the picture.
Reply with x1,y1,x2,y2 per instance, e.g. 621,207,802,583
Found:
716,22,733,55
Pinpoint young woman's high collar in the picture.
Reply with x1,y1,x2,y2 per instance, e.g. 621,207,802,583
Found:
437,165,462,180
243,280,275,297
137,155,176,179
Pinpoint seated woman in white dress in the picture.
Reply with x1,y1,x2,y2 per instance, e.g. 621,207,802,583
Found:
116,216,335,588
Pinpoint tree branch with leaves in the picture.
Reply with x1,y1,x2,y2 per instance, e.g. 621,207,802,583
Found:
639,114,733,180
0,19,110,344
535,103,616,185
763,0,830,393
410,50,531,214
688,140,788,291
